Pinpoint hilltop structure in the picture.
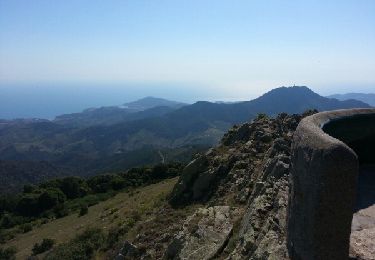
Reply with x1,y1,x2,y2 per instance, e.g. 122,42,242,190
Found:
288,108,375,259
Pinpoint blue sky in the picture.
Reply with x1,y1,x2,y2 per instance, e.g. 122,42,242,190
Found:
0,0,374,108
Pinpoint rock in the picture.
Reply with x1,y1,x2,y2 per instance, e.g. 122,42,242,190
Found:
114,254,125,260
262,155,289,182
350,227,375,260
165,206,234,260
163,113,313,259
169,156,209,206
117,241,145,259
350,204,375,260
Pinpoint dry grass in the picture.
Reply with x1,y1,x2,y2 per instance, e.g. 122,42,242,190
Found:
3,178,178,259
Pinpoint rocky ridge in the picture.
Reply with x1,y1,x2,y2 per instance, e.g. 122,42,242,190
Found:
115,111,316,259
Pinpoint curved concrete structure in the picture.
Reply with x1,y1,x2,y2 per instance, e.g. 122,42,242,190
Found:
287,108,375,260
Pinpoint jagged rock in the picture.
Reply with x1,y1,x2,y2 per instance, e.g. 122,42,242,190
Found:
116,241,146,260
165,206,234,260
118,112,315,259
261,155,290,182
169,156,209,206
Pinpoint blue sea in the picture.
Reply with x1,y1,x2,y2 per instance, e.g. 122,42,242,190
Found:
0,82,209,119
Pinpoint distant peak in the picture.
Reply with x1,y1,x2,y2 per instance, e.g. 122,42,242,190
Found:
262,86,317,96
123,97,187,111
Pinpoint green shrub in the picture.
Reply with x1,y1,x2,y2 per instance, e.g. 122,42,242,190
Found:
110,176,126,190
0,246,16,260
0,162,184,229
0,229,17,243
38,188,66,211
79,205,88,216
45,228,105,260
32,238,55,255
59,177,90,199
105,227,120,248
0,214,26,230
19,223,33,233
23,184,37,193
256,113,268,120
16,194,40,216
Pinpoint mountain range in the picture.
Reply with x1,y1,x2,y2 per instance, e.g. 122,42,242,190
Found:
0,86,371,193
327,93,375,106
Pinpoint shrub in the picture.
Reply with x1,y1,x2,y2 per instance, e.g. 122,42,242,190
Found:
38,188,66,211
110,176,126,190
79,205,88,216
0,195,17,214
256,113,268,120
87,175,116,193
0,214,17,229
59,177,90,199
32,238,55,255
0,214,25,229
0,247,16,260
45,228,105,260
20,223,33,233
105,227,120,248
23,184,37,193
16,194,40,216
53,203,69,218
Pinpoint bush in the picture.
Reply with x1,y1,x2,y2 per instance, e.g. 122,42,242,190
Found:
16,194,40,216
23,184,37,193
256,113,268,120
0,196,17,215
45,228,105,260
0,247,16,260
53,203,69,218
79,205,88,216
87,175,115,193
20,223,33,233
0,214,25,229
38,188,66,211
59,177,90,199
110,176,126,190
32,238,55,255
105,227,120,248
0,214,17,229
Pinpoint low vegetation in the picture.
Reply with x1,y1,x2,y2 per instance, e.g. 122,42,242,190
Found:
0,163,183,246
32,238,55,255
1,176,180,259
0,247,16,260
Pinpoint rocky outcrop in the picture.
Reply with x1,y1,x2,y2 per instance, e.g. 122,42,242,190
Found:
115,241,146,260
165,206,235,260
169,113,309,208
114,109,375,259
227,136,291,259
166,112,316,260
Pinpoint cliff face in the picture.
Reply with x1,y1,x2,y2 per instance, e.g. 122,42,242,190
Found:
115,111,316,259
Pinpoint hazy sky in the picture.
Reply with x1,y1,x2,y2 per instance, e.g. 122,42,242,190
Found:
0,0,375,116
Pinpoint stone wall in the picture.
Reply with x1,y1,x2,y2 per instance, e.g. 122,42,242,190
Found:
287,108,375,260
